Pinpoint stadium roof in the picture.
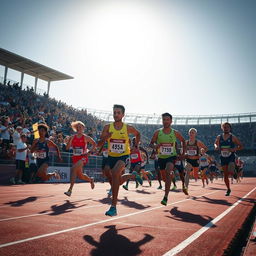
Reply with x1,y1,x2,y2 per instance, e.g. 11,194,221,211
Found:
0,48,73,82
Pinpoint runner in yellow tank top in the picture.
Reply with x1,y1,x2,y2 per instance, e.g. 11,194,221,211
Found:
97,104,142,216
150,113,186,206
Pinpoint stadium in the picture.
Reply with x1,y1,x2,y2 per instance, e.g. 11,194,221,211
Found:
0,0,256,255
0,48,255,256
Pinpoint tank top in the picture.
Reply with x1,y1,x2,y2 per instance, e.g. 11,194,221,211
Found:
219,134,235,158
130,147,142,163
186,140,199,157
157,128,177,159
72,134,87,156
108,123,130,157
199,155,209,167
36,139,49,159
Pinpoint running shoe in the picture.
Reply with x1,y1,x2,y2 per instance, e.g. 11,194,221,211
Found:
182,186,189,195
122,185,128,191
161,196,168,206
157,185,162,190
107,188,112,196
225,189,231,196
64,190,72,197
17,180,25,184
105,206,117,216
132,171,143,185
10,177,15,185
171,185,177,191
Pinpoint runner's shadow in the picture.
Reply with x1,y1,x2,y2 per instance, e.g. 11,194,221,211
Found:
135,189,155,195
94,197,150,210
5,196,38,207
121,196,151,210
165,206,216,227
40,200,87,215
193,196,232,206
84,225,154,256
207,187,226,191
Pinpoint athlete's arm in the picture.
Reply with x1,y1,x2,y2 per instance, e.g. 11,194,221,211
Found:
48,139,62,160
85,135,97,153
66,135,74,151
97,124,111,148
30,139,39,153
139,146,149,163
149,130,160,150
231,135,243,152
175,130,186,158
214,136,220,151
127,125,140,147
197,140,208,152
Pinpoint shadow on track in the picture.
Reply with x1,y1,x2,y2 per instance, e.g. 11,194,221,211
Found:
84,224,154,256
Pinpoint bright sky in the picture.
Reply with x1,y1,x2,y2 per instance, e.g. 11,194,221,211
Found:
0,0,255,116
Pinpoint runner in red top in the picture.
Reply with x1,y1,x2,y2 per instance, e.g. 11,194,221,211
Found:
64,121,96,197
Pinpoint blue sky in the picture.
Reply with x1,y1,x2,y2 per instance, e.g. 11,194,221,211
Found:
0,0,255,116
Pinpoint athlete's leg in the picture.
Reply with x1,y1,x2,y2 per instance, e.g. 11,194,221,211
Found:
37,162,58,181
184,163,192,188
161,162,174,205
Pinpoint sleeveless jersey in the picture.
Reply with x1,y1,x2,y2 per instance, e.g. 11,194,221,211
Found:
108,123,130,157
157,129,177,159
36,139,49,159
219,134,235,158
199,155,209,167
72,134,87,156
130,147,142,163
186,140,199,157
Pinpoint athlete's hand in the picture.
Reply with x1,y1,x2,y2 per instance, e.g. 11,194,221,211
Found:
214,146,220,151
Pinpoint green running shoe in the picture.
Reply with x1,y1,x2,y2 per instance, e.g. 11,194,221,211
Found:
161,196,168,206
105,206,117,216
122,185,128,191
132,171,143,185
171,185,177,191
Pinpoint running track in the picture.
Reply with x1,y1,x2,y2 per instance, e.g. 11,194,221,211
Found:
0,178,255,256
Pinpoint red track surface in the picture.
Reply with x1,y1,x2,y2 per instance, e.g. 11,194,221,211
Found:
0,178,255,256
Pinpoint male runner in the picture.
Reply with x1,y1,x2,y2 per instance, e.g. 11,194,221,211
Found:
150,113,185,206
214,122,243,196
98,104,143,216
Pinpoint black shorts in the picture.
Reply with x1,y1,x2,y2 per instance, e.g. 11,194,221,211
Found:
16,160,25,171
101,157,109,169
107,155,130,169
220,153,235,166
29,163,38,173
174,161,184,173
158,156,176,170
37,158,49,168
209,166,217,173
186,158,199,168
200,166,209,171
154,160,159,170
130,162,141,171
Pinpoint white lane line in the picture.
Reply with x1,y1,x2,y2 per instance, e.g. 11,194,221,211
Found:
163,186,256,256
0,204,104,222
0,191,218,248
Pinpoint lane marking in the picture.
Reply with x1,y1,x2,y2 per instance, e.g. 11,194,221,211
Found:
163,186,256,256
0,191,218,248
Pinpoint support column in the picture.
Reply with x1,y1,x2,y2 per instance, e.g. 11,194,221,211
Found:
34,77,38,93
47,81,51,95
20,72,24,89
4,66,8,84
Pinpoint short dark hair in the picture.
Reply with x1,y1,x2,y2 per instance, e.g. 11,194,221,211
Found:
162,112,172,119
38,123,49,132
221,122,232,129
113,104,125,114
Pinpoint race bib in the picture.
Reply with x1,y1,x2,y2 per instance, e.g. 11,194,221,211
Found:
187,149,197,156
37,151,46,159
73,148,83,156
175,160,181,165
160,143,173,155
221,150,231,157
131,153,139,160
110,139,125,154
